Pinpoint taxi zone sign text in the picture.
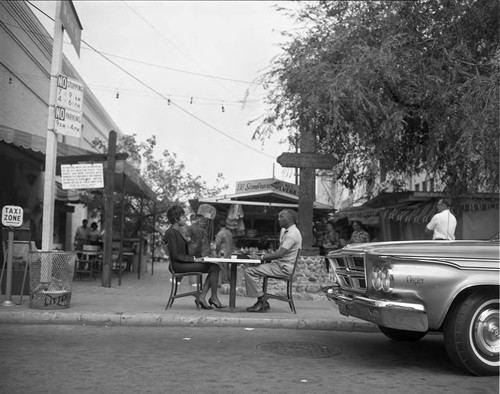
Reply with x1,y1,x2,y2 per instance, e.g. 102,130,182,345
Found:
2,205,23,227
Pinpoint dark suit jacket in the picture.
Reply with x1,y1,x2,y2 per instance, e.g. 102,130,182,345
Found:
163,227,195,264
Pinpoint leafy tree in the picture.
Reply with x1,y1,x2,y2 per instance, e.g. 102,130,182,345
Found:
89,134,228,238
256,0,499,199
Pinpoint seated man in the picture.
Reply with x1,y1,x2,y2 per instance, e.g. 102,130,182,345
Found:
244,209,302,312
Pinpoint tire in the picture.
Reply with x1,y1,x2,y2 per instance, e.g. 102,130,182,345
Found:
378,326,427,341
443,289,499,376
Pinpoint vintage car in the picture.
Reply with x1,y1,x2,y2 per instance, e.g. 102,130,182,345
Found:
323,240,499,376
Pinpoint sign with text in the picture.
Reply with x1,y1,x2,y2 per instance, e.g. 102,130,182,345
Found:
59,0,82,57
2,205,23,227
277,152,337,169
56,75,84,112
235,178,298,195
61,163,104,189
54,106,82,137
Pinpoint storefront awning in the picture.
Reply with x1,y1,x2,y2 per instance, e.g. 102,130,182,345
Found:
195,189,334,211
335,192,499,225
380,201,435,224
0,125,155,200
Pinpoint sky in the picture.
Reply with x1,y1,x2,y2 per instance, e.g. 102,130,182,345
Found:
30,1,302,194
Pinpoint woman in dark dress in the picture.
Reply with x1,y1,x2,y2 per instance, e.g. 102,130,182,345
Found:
163,205,225,309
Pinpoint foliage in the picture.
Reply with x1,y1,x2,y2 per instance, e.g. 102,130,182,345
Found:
90,134,228,237
256,0,499,199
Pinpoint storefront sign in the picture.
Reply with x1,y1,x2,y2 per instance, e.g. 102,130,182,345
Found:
235,178,298,195
61,163,104,189
2,205,23,227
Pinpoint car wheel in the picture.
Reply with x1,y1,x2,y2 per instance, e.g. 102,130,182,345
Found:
378,326,427,341
443,289,499,376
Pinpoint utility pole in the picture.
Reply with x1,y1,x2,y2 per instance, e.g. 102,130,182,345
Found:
41,0,82,250
277,130,337,256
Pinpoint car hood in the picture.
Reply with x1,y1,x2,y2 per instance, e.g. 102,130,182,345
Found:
332,240,500,261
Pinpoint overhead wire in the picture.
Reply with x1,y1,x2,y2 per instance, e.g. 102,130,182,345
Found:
24,0,276,159
121,0,246,101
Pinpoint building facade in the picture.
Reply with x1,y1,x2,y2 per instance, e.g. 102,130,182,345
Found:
0,1,126,250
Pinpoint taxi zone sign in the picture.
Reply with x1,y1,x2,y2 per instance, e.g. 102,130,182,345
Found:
2,205,23,227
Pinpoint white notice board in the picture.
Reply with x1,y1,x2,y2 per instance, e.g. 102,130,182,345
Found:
61,163,104,190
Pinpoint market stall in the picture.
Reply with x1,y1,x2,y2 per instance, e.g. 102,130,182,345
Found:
189,178,334,253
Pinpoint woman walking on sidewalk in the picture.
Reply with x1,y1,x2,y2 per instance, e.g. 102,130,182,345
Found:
163,205,226,310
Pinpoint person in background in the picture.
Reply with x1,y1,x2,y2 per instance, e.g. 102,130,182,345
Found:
322,222,340,254
186,214,210,287
349,221,370,244
215,217,233,285
74,219,89,251
163,205,225,310
187,214,210,257
339,228,350,247
425,198,457,240
322,221,340,272
88,222,102,246
244,209,302,312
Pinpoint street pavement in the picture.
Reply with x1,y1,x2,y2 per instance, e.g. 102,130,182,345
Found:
0,261,378,332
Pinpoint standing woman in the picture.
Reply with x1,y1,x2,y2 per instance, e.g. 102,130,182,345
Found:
163,205,226,309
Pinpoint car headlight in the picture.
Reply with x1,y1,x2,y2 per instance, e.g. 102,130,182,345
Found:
371,266,393,293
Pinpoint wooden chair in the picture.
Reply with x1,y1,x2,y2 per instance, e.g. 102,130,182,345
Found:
165,258,203,310
261,249,301,314
75,244,100,280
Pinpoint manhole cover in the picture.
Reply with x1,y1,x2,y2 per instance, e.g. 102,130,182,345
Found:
255,341,341,358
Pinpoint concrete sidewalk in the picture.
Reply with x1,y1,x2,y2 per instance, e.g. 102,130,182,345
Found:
0,261,378,332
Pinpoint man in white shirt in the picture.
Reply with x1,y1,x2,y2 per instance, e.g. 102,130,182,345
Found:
425,198,457,240
244,209,302,312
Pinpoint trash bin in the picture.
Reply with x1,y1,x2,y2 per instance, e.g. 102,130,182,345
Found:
28,251,76,309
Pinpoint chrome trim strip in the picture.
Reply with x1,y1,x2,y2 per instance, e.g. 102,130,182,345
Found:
334,293,425,312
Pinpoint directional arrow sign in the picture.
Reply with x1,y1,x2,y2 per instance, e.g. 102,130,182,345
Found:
277,153,337,169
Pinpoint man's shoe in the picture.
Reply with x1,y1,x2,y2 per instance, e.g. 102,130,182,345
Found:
246,301,270,312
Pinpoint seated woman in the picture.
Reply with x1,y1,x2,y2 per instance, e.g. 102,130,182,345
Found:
163,205,226,310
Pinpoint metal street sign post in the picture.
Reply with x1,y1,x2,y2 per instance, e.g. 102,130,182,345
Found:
42,0,82,251
1,205,23,307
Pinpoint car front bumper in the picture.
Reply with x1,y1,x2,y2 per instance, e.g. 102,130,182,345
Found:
325,288,429,332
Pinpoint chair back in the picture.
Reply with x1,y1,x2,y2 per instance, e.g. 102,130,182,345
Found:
83,245,100,253
289,249,301,278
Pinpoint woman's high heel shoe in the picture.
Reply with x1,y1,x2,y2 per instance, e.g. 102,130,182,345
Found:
209,298,227,309
195,299,213,310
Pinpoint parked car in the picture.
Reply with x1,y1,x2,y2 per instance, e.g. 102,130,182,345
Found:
323,240,499,376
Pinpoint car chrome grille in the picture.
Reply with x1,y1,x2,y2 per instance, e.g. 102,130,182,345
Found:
328,255,366,293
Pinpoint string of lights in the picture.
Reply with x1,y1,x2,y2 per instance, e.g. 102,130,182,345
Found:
20,1,277,159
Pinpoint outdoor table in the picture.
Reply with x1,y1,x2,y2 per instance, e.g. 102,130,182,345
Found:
203,257,260,310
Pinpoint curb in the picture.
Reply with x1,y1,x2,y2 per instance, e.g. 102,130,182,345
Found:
0,310,379,332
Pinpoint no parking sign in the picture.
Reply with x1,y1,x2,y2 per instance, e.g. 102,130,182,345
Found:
2,205,23,227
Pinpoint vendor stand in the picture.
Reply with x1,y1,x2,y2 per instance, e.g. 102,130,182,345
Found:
189,178,334,253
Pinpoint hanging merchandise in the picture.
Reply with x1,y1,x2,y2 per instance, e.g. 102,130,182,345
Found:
197,204,216,220
228,204,244,220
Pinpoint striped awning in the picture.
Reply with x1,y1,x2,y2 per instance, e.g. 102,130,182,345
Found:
334,207,382,219
381,202,436,224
